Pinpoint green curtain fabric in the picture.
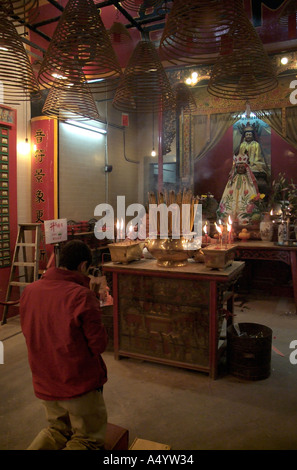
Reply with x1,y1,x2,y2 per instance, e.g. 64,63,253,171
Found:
285,107,297,149
192,111,243,161
192,107,297,163
254,107,297,150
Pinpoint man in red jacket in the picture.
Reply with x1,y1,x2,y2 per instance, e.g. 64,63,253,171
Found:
20,240,108,450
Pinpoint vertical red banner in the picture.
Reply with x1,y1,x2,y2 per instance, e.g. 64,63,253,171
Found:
31,117,58,268
31,117,58,224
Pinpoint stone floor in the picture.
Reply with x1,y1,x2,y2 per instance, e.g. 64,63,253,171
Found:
0,293,297,451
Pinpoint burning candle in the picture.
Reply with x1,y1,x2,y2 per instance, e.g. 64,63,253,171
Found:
227,223,231,245
203,224,209,244
128,224,133,243
227,215,232,244
116,219,120,242
120,218,124,240
215,222,223,248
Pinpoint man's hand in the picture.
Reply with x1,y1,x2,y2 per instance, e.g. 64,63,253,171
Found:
89,275,109,303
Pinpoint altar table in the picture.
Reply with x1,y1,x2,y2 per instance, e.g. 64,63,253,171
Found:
235,241,297,312
103,259,245,379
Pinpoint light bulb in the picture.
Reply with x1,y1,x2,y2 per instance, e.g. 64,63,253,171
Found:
17,138,30,156
281,57,288,65
151,149,156,157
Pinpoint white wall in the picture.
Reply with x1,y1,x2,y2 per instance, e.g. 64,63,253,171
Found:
58,121,107,221
15,98,177,228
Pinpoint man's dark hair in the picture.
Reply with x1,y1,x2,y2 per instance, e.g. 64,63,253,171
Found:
58,240,92,271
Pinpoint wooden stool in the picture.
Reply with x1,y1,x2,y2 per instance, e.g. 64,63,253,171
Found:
104,423,129,450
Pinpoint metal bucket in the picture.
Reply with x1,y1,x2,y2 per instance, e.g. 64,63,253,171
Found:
227,322,272,380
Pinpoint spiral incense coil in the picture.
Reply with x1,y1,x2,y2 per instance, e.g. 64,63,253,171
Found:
42,73,103,122
162,107,176,155
155,0,172,15
159,0,237,65
278,0,297,26
108,22,132,46
207,0,278,100
277,0,297,40
174,83,197,114
113,39,175,113
38,0,122,94
0,11,40,104
0,0,39,24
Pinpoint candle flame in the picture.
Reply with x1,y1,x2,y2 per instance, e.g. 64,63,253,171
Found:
228,215,232,225
227,223,231,232
270,209,273,216
203,224,208,234
215,222,222,235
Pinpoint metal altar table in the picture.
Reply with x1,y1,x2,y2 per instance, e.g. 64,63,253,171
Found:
103,259,245,379
235,241,297,312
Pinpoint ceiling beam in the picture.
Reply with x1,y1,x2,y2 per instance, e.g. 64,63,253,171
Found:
18,0,167,51
45,0,64,12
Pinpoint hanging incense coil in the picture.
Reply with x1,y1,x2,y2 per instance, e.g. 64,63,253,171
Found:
113,39,175,113
174,83,197,114
120,0,162,13
0,11,40,104
278,0,297,26
42,71,103,122
162,107,176,155
155,0,172,14
108,22,132,46
207,0,278,100
159,0,237,65
38,0,122,94
278,0,297,39
0,0,39,23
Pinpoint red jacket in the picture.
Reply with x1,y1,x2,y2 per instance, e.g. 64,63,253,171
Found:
20,267,108,401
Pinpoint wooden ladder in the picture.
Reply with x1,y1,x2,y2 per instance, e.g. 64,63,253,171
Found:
1,223,42,325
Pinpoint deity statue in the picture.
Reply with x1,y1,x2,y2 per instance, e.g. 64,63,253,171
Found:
217,153,259,226
237,122,269,195
239,124,266,173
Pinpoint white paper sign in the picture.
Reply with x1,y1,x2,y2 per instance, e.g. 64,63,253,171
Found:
44,218,68,244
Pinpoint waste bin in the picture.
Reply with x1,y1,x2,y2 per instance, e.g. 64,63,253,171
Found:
227,322,272,380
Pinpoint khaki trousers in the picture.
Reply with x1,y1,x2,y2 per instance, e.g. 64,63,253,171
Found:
27,389,107,450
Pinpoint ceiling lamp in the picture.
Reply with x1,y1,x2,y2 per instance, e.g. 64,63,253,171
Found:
112,39,175,113
1,0,39,23
207,0,278,100
42,70,103,122
120,0,162,13
174,83,197,114
278,0,297,39
38,0,122,94
0,11,40,104
159,0,237,65
108,22,132,45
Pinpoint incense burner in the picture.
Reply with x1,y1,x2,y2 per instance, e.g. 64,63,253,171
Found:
202,245,236,270
108,242,144,264
146,237,199,267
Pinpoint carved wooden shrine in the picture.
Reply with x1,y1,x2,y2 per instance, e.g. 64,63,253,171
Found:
103,259,245,379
